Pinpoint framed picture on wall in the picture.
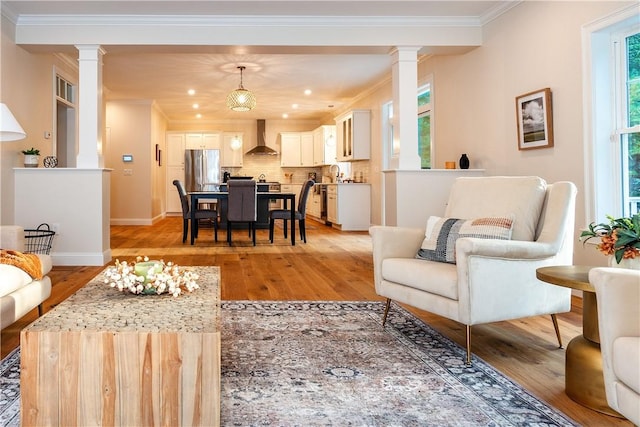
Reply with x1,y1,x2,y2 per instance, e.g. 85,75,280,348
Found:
515,88,553,150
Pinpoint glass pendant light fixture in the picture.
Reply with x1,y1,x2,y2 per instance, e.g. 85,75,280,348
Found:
226,66,256,112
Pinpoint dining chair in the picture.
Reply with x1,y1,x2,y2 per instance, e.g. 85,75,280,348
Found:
226,179,257,246
173,179,218,243
269,179,314,243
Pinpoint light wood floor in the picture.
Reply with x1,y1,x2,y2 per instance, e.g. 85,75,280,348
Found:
1,217,629,426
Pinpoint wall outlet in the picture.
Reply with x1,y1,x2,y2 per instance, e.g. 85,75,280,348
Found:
51,223,60,233
124,169,133,176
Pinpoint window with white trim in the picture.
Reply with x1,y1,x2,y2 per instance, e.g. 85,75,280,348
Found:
588,12,639,221
418,84,432,169
382,82,433,169
619,31,640,215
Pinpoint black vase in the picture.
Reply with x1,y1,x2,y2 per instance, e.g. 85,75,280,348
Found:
459,154,470,169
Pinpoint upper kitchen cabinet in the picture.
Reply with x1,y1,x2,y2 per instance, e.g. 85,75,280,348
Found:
280,132,314,167
222,133,243,167
166,133,185,167
335,110,370,161
185,132,221,150
313,125,337,166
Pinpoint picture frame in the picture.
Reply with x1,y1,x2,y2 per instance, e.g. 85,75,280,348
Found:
515,88,553,150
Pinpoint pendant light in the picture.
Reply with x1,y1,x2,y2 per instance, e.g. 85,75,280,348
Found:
226,66,256,112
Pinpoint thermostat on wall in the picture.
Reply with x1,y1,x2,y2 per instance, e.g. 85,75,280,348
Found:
122,154,133,162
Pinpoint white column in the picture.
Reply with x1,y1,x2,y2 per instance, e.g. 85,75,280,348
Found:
75,45,105,168
390,46,421,170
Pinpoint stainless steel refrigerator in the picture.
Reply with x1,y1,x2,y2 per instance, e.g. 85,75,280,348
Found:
184,149,221,192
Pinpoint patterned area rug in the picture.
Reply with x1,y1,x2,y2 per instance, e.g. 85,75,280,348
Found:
1,301,576,426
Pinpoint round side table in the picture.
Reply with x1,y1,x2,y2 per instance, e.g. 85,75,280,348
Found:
536,265,623,418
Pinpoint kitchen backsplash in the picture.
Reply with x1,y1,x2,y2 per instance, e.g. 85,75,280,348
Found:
227,155,370,184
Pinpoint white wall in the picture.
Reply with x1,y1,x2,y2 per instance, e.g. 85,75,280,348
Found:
106,101,155,224
342,1,632,266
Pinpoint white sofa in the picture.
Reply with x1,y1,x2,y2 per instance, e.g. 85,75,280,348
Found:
590,267,640,425
0,225,52,330
370,176,577,363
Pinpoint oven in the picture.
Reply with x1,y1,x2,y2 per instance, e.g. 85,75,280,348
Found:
268,182,282,209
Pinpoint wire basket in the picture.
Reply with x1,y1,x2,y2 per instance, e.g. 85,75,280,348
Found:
24,223,56,255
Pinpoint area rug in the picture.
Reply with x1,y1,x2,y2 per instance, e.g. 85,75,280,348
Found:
1,301,576,426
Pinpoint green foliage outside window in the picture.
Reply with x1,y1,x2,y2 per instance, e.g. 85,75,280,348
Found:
418,115,431,169
626,32,639,197
418,89,431,168
418,91,431,106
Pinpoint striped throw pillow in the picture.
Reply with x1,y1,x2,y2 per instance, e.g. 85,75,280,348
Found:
416,216,514,264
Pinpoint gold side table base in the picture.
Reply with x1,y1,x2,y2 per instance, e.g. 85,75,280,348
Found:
565,335,624,418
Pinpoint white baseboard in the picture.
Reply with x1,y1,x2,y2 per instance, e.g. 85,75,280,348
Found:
51,249,111,266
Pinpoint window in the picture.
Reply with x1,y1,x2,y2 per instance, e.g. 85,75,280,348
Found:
382,79,433,169
621,32,640,215
418,85,432,169
586,9,639,221
56,75,75,105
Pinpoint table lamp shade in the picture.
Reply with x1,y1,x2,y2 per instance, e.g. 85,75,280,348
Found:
0,103,26,141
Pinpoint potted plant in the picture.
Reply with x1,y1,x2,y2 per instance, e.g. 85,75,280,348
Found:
580,213,640,268
21,147,40,168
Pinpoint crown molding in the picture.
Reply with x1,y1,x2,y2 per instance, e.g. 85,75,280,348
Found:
15,14,484,28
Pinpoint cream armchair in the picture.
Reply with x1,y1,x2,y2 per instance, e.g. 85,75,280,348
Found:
370,176,577,364
0,225,52,330
590,267,640,425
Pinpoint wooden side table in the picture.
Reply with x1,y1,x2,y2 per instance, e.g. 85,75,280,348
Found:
536,265,623,418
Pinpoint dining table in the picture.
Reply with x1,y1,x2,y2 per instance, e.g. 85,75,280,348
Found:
189,191,297,245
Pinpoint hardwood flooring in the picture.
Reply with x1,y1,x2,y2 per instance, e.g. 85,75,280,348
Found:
1,217,629,426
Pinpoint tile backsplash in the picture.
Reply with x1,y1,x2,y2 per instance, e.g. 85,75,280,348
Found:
227,155,369,184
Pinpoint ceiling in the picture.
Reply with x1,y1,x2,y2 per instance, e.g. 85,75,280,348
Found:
2,1,516,123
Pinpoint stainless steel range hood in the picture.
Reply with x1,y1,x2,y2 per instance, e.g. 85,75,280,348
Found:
246,119,278,156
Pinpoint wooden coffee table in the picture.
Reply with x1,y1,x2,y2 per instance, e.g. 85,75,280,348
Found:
536,265,623,418
20,266,221,426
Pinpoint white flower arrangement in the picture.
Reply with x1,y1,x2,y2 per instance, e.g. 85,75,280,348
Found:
104,256,199,297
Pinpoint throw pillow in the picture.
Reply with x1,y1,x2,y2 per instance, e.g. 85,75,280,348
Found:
416,215,514,264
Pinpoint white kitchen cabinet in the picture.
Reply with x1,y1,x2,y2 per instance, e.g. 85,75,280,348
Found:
280,133,301,167
166,133,185,167
335,110,370,161
313,125,336,166
300,132,314,166
222,133,243,167
326,184,370,231
280,132,314,167
166,166,184,213
185,132,221,150
166,133,186,214
308,190,322,219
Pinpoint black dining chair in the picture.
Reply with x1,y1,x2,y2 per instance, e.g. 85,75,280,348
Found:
226,179,257,246
173,179,218,243
269,179,314,243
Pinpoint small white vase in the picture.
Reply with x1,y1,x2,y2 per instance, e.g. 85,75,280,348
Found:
608,256,640,270
23,154,39,168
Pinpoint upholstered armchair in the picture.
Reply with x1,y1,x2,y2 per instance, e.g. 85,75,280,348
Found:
590,267,640,425
370,176,577,364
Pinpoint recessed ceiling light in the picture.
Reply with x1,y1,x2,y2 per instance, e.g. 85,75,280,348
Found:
282,113,289,119
196,113,202,119
304,89,312,95
188,89,195,95
292,104,299,109
192,103,199,109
